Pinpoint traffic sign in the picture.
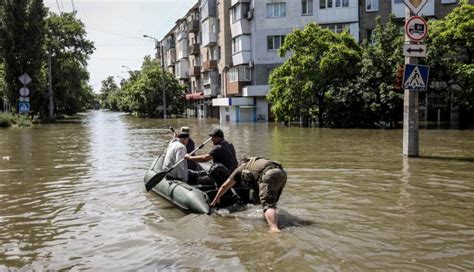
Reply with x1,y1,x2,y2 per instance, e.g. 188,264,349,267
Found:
403,44,427,57
403,64,430,91
404,0,428,15
19,86,30,96
18,73,32,85
19,96,30,102
19,102,30,113
405,16,428,42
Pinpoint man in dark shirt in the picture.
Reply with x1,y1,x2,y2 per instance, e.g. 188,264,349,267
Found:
185,128,238,172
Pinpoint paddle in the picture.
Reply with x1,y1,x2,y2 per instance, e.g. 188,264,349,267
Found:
145,137,213,191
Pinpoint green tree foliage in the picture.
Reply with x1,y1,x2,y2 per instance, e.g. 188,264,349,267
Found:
0,0,47,113
117,56,186,117
426,0,474,121
99,76,121,110
268,23,361,127
354,15,404,128
45,12,95,115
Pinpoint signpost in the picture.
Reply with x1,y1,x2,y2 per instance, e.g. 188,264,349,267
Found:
18,73,31,114
401,0,430,157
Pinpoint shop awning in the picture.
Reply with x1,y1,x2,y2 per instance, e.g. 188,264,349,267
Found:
185,92,204,100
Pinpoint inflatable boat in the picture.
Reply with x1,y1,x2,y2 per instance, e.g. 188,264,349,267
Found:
144,155,258,214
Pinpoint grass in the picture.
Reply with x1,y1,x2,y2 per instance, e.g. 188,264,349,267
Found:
0,112,32,128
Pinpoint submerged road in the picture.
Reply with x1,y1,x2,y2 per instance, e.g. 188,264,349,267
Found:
0,111,473,270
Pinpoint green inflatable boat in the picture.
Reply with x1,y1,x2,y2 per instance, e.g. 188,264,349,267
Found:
144,155,257,214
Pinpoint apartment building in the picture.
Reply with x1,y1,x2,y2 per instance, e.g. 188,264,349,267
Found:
213,0,359,122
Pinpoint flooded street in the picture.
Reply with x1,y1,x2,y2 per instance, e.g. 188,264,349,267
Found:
1,111,473,270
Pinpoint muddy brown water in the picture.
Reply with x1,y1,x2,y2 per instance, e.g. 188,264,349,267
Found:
1,111,473,270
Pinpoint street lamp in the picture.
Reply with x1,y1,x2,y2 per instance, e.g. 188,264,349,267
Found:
121,65,132,71
143,34,167,119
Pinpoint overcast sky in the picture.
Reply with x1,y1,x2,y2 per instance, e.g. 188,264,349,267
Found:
44,0,197,92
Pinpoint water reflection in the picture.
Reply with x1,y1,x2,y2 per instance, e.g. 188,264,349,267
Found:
0,111,473,270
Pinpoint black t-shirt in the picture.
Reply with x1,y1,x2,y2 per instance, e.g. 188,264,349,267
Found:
186,138,199,171
209,139,238,171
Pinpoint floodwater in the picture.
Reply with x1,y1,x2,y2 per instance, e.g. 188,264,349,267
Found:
0,111,473,270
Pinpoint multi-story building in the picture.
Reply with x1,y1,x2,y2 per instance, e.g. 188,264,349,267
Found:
213,0,359,122
184,4,203,117
159,0,468,123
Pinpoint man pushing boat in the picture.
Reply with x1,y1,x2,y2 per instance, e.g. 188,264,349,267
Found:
210,157,288,232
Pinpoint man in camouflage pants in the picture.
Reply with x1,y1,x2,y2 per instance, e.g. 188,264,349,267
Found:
210,157,287,232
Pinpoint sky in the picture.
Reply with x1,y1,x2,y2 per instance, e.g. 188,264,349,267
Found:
44,0,198,92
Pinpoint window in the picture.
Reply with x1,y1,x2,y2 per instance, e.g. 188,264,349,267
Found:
231,6,239,22
228,66,251,82
441,0,456,3
267,35,285,50
393,0,403,3
320,0,347,8
366,0,379,11
231,3,250,22
232,37,242,54
366,29,374,44
302,0,313,15
266,3,286,18
322,23,350,34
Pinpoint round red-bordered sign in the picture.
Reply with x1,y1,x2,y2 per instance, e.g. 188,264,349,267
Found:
405,16,428,42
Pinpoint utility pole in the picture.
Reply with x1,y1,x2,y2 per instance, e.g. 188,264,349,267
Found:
143,34,166,119
160,42,167,119
48,51,54,121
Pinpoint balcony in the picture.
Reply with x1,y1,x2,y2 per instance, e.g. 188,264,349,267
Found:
190,66,201,77
200,0,216,21
190,43,200,55
202,60,217,71
187,19,199,33
176,31,188,42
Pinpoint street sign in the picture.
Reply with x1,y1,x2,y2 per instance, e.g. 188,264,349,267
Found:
19,96,30,102
19,86,30,96
18,73,32,85
403,44,427,57
18,102,30,113
403,64,430,91
404,0,428,15
405,16,428,42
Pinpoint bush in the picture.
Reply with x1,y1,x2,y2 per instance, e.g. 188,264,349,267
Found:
0,112,32,128
0,112,14,127
14,114,32,127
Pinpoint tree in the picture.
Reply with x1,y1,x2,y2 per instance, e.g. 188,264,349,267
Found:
119,56,186,117
0,0,47,113
45,12,95,115
267,23,361,127
354,15,404,128
99,76,120,110
426,0,474,125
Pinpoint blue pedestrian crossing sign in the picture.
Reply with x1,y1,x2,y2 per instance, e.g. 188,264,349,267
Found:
403,64,430,91
19,102,30,113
